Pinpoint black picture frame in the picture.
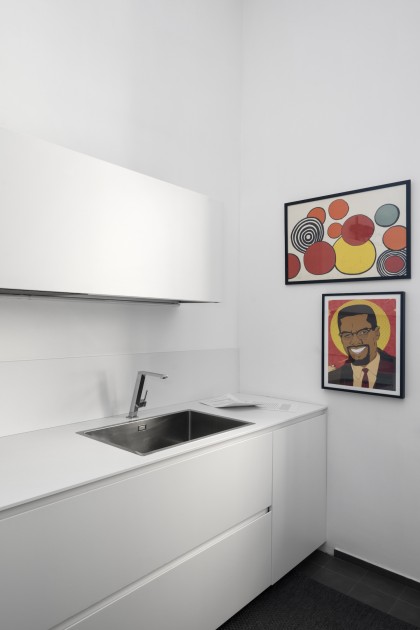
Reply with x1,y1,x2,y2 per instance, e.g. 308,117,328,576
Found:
285,180,411,285
322,292,405,398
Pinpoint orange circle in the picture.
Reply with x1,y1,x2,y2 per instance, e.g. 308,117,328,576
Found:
327,222,342,239
307,207,326,223
328,199,349,220
383,225,406,251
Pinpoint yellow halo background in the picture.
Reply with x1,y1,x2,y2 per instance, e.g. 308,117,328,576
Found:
330,300,391,356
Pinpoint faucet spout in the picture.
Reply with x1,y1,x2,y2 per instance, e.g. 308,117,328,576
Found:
127,371,168,419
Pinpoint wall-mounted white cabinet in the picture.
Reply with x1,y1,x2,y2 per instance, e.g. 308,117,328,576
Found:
0,127,223,303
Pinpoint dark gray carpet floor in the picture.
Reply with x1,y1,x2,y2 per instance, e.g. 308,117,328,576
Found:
218,570,417,630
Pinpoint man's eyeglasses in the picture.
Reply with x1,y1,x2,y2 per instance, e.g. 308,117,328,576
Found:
339,328,373,340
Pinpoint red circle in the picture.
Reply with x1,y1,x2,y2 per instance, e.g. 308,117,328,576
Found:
303,241,335,275
384,255,405,274
341,214,374,246
288,253,301,279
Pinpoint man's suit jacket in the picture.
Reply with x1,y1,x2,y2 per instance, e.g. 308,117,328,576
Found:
328,349,396,391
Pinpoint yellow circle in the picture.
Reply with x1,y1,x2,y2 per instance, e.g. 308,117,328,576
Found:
330,300,391,356
333,237,376,275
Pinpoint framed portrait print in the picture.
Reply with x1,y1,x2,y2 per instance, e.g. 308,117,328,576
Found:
285,180,410,284
322,292,405,398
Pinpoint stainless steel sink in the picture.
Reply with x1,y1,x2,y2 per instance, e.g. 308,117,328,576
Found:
77,410,253,456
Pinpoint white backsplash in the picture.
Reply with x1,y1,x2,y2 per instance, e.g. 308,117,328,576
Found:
0,348,238,437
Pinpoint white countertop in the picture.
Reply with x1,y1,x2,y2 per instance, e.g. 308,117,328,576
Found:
0,394,326,513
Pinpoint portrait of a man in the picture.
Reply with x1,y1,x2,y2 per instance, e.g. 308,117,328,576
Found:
322,293,405,398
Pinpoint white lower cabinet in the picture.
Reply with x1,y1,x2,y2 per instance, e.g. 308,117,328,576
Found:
72,512,272,630
271,413,327,583
0,413,327,630
0,433,272,630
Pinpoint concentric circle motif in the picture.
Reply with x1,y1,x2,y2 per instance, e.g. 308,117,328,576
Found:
290,217,324,253
287,253,301,280
377,249,407,277
375,204,400,227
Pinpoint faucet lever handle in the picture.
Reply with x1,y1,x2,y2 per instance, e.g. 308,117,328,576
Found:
127,371,167,419
137,388,148,410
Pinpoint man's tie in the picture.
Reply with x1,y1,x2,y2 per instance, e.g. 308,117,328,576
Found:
362,368,369,388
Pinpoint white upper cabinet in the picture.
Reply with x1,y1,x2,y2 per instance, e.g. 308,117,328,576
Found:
0,127,223,303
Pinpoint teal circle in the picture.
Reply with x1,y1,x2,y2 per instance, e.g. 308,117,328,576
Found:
375,203,400,227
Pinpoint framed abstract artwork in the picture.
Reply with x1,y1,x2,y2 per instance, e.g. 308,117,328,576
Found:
322,292,405,398
285,180,410,284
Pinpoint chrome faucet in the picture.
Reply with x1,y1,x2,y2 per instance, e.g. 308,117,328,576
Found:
127,371,168,419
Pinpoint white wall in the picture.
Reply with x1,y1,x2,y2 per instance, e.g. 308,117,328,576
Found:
240,0,420,581
0,0,242,435
2,0,419,586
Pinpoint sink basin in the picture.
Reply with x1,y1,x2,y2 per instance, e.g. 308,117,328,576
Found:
78,410,253,456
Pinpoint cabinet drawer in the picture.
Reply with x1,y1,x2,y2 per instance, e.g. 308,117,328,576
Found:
0,432,272,630
71,512,272,630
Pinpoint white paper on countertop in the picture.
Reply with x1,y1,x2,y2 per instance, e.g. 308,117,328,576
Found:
201,394,257,408
200,394,292,411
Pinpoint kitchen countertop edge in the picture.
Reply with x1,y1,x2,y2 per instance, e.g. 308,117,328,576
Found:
0,394,327,514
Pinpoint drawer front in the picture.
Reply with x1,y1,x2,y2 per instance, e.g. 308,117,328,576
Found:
0,432,272,630
71,512,272,630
